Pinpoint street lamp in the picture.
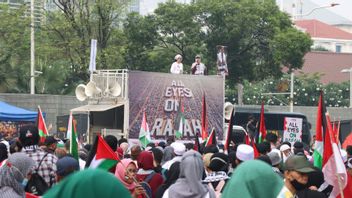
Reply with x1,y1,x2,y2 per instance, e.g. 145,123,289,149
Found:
293,2,339,20
341,68,352,108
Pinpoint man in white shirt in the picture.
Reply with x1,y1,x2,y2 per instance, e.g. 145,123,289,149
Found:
191,55,207,75
170,54,183,74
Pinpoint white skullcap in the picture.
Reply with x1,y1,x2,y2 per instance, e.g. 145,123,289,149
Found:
171,142,186,156
175,54,182,60
280,144,291,152
268,151,282,166
236,144,254,161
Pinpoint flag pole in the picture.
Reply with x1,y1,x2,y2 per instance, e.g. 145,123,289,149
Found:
326,112,345,198
337,172,344,198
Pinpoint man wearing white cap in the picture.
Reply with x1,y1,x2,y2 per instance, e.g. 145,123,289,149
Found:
170,54,183,74
235,144,254,166
162,142,186,170
280,144,292,163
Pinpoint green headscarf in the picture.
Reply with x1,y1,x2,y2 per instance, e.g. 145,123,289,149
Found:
222,160,283,198
44,169,131,198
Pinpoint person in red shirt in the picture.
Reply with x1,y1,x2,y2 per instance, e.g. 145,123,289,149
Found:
137,151,164,198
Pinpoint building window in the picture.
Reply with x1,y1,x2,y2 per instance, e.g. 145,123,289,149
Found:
336,45,342,53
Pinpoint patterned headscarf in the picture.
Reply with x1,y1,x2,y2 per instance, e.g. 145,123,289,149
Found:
0,153,35,195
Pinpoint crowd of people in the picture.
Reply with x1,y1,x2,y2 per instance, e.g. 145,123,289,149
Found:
0,124,351,198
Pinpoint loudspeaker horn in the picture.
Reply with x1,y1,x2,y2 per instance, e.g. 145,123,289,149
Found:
75,84,87,101
109,82,121,97
85,81,101,97
224,102,234,120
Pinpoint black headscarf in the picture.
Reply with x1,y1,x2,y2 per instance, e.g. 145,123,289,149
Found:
155,162,180,198
0,143,8,162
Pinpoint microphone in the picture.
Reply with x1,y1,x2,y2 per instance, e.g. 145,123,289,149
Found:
125,175,130,180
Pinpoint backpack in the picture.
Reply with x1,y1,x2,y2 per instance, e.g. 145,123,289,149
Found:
140,171,155,198
25,153,49,195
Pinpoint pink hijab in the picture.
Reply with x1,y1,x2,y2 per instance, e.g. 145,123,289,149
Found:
120,142,129,154
115,159,136,191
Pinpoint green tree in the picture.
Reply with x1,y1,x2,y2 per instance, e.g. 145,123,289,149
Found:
46,0,129,83
196,0,312,83
0,5,30,93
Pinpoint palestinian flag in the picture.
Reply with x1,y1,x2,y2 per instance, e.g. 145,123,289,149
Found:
194,132,202,153
313,91,326,169
201,93,208,140
205,128,216,147
258,102,266,143
85,135,119,170
37,106,48,143
252,142,260,158
175,99,185,139
224,107,234,153
139,111,151,148
322,113,347,197
67,112,79,160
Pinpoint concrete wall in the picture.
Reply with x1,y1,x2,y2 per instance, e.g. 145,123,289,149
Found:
1,93,352,136
0,93,87,135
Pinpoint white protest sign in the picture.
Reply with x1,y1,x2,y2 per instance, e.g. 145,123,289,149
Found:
283,117,303,144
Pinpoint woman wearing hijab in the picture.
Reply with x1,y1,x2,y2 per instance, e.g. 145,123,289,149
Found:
120,142,129,157
155,162,180,198
0,152,35,198
136,151,164,198
162,150,216,198
222,160,283,198
115,159,146,198
161,146,174,166
44,169,131,198
151,148,163,173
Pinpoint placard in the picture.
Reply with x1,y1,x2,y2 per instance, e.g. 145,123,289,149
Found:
283,117,303,144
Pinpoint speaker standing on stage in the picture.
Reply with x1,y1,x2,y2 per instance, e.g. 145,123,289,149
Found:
191,55,207,75
217,46,228,76
170,54,183,74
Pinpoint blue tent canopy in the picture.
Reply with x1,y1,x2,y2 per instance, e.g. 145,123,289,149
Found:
0,101,38,122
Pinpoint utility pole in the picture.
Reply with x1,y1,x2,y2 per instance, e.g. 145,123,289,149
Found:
30,0,35,94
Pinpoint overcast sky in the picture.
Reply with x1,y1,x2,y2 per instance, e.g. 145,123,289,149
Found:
311,0,352,21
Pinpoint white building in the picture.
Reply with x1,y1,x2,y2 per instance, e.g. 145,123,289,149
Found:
0,0,45,24
295,19,352,53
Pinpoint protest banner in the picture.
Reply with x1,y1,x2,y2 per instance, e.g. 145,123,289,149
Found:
283,117,303,144
128,71,224,139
